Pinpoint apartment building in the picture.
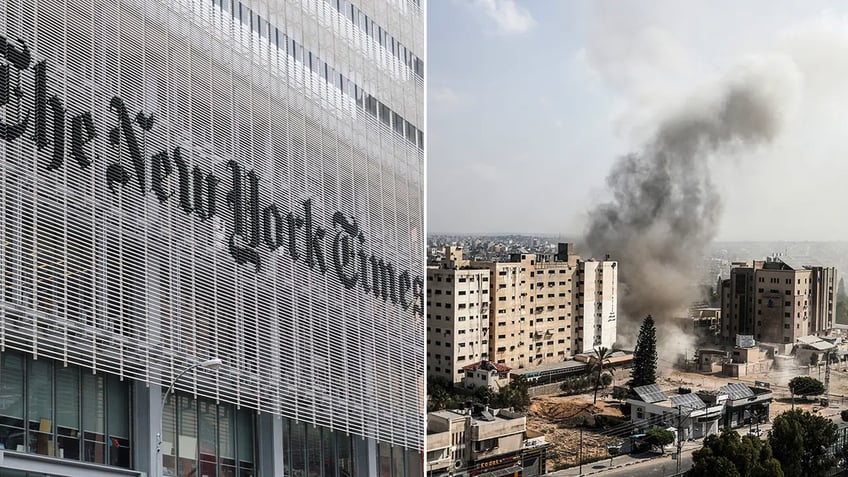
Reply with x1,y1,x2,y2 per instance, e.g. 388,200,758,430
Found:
721,256,837,344
427,247,492,383
576,258,619,353
426,244,618,381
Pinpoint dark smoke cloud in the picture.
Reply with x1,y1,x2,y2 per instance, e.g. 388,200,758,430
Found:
585,67,792,356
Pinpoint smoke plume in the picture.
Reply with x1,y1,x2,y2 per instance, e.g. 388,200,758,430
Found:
585,58,798,360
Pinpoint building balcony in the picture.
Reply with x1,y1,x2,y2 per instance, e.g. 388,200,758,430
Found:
426,431,451,452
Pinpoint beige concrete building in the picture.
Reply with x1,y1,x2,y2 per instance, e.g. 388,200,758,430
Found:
721,256,837,345
576,258,619,353
427,247,492,383
426,244,618,381
474,243,611,368
425,407,548,476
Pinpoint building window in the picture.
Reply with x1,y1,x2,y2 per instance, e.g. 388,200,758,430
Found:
284,414,360,476
162,392,254,477
0,351,131,467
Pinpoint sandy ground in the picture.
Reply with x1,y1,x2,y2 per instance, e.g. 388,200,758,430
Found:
527,394,625,471
528,363,848,472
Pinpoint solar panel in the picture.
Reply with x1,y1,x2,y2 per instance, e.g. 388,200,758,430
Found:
633,384,668,403
671,393,706,411
719,383,755,400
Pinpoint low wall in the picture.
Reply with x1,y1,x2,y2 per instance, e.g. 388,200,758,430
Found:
528,382,566,397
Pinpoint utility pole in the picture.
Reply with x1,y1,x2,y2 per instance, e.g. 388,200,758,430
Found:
677,405,683,474
579,422,584,476
825,349,832,405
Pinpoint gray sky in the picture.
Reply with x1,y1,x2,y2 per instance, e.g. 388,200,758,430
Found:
428,0,848,240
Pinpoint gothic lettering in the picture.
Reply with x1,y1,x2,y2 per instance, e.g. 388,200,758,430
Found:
286,212,303,261
34,61,66,171
0,36,30,142
108,97,147,194
303,199,326,273
70,112,96,168
398,271,412,310
0,35,424,313
370,257,398,304
150,150,172,204
263,204,285,251
173,148,193,214
227,161,260,271
332,213,359,289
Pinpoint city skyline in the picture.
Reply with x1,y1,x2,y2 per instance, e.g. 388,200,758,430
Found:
429,0,848,241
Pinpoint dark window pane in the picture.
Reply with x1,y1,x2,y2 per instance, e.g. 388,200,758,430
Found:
28,359,52,456
107,376,130,468
82,373,105,463
0,352,25,451
56,366,80,460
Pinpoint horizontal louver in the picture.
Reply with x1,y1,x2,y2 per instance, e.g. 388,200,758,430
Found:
0,0,423,450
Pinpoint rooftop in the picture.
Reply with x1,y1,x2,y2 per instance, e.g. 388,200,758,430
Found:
511,359,587,376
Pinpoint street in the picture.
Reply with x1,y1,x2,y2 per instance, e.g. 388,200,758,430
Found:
546,447,695,477
587,452,694,477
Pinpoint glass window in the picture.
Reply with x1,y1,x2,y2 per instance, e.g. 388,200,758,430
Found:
379,102,391,126
83,373,105,464
219,404,236,477
321,428,336,477
392,445,404,476
163,395,178,476
379,441,392,476
236,410,254,477
107,376,130,467
28,359,53,456
0,353,25,451
162,393,254,477
405,449,423,477
56,366,80,460
178,395,198,477
0,353,131,466
336,429,353,475
199,401,217,477
306,425,321,476
289,420,306,474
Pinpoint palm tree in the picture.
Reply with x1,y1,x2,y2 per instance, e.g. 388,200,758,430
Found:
591,346,614,404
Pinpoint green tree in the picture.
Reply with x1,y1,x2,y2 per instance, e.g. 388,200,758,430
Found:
494,375,531,411
591,346,614,404
631,315,658,388
788,376,825,399
643,428,675,454
690,428,783,477
769,409,838,477
427,376,462,411
612,386,628,402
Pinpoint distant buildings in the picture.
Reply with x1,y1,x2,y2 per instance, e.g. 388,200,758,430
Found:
720,256,838,344
427,244,618,383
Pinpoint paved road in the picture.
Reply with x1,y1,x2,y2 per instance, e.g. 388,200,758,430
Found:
547,447,696,477
584,452,694,477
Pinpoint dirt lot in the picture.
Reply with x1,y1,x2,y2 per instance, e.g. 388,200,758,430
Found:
527,393,627,471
